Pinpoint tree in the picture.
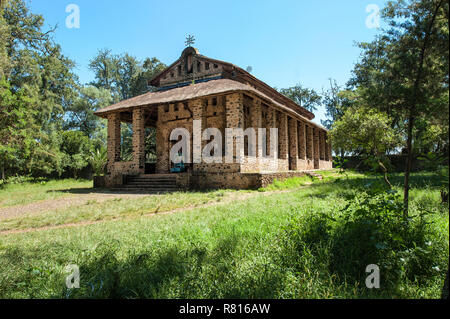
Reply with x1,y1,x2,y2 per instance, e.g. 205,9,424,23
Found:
131,57,166,96
0,79,37,179
0,0,10,79
349,0,449,217
89,50,166,102
0,0,80,178
61,131,92,179
279,83,321,112
64,86,112,137
320,79,358,129
329,106,402,188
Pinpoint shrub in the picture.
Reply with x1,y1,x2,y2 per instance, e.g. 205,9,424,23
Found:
89,148,107,176
281,185,448,293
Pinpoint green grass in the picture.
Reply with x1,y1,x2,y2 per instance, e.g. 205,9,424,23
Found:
0,170,448,299
0,179,92,208
259,175,315,191
0,189,250,232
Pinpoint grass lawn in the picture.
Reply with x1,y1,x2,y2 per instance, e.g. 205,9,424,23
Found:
0,188,251,232
0,179,92,208
0,170,448,298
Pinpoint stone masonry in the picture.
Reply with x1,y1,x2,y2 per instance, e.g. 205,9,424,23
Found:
97,47,333,189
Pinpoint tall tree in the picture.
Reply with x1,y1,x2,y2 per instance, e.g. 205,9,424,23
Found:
1,0,79,178
321,79,358,129
349,0,449,217
89,50,166,102
64,86,112,138
279,83,321,112
329,106,402,187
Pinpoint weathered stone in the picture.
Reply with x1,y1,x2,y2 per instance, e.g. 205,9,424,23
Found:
100,48,333,189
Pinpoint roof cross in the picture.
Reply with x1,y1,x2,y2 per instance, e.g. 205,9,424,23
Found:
185,35,195,47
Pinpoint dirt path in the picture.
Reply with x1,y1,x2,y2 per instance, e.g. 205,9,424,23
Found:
0,191,159,221
0,185,311,236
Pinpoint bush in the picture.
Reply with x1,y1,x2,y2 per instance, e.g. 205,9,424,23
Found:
89,148,107,176
280,185,448,294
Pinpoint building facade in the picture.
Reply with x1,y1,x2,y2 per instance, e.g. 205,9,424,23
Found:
94,47,332,190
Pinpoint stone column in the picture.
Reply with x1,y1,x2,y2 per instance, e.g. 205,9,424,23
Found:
107,112,121,173
266,107,276,158
277,112,288,161
288,117,298,170
319,130,326,161
225,93,244,164
251,99,262,158
156,105,168,173
313,127,320,169
306,125,313,160
132,107,145,174
298,121,306,160
191,99,203,165
226,93,243,128
250,98,262,158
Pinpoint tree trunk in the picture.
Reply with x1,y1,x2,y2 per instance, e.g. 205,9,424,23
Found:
403,0,443,219
1,163,5,181
403,114,415,218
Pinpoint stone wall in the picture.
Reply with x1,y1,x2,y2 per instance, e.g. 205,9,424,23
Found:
188,171,311,190
105,108,145,187
104,92,333,188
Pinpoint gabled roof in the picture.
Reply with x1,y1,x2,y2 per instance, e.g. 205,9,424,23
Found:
148,48,315,120
94,78,326,130
94,47,317,122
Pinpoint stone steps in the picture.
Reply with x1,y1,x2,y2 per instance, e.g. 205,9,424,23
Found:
117,175,179,192
305,172,323,180
112,188,177,193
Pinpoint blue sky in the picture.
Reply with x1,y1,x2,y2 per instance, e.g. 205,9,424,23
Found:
29,0,387,124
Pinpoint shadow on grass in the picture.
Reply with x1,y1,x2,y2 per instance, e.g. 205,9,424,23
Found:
47,188,176,195
0,234,286,299
47,187,236,196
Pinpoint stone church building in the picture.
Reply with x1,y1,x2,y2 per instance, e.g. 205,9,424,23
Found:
94,47,332,190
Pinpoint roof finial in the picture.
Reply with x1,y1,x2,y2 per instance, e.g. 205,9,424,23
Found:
185,34,195,47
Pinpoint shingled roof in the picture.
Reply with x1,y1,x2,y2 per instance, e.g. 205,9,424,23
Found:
147,48,315,120
94,78,326,130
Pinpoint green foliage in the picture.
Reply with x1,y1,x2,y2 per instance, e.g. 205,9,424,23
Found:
64,86,112,138
281,185,448,292
0,78,37,178
145,127,157,163
333,156,348,173
0,172,447,298
330,105,403,187
258,175,315,192
278,83,321,112
417,152,449,203
120,123,133,161
320,79,358,129
89,148,107,176
0,0,165,179
89,49,166,102
348,0,449,213
330,106,402,156
60,131,92,179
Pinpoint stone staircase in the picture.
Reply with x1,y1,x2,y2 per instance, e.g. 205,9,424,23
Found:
305,171,323,180
114,174,178,192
